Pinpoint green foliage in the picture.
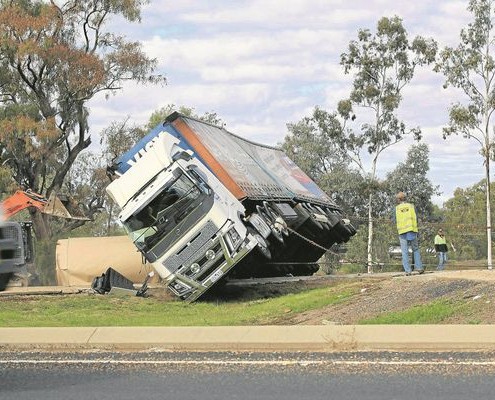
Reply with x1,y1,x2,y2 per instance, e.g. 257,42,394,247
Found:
340,15,435,157
0,166,16,195
0,0,163,241
338,15,436,267
346,219,397,265
99,119,146,165
434,0,495,266
442,180,495,259
283,108,348,180
318,168,370,217
435,0,495,143
459,245,477,261
386,143,439,218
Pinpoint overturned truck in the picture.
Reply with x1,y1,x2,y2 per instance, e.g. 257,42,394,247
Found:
106,112,355,301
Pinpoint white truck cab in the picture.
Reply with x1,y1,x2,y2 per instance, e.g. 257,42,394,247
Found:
106,129,265,301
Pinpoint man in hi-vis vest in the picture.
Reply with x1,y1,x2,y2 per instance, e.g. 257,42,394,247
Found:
395,192,424,276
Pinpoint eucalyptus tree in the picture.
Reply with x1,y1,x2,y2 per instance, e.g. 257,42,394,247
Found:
386,143,439,218
283,107,349,181
434,0,495,269
145,105,224,132
0,0,164,239
339,16,436,272
443,180,495,261
283,107,372,217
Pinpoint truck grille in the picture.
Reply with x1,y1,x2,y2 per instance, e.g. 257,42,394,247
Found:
1,223,23,264
164,221,218,272
181,242,225,281
0,248,15,260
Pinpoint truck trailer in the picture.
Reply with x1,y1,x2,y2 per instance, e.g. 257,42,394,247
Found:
106,112,356,301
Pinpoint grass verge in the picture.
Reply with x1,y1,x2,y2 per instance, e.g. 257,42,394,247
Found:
358,299,470,324
0,285,357,327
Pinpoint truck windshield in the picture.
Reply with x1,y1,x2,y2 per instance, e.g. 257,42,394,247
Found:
123,171,204,251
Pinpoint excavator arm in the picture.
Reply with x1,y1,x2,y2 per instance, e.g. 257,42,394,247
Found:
1,190,88,220
2,191,48,219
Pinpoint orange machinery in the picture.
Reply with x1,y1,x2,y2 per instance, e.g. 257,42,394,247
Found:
1,190,87,220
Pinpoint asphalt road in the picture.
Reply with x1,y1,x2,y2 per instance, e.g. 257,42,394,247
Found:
2,351,495,400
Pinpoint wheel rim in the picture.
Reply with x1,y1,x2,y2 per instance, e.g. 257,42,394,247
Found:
256,205,284,244
264,203,289,237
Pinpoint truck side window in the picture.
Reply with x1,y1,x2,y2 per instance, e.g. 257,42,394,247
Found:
188,168,211,195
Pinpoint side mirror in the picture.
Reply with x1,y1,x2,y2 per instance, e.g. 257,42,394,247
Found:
172,150,193,162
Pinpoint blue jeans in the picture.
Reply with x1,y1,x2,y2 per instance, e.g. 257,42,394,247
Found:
437,252,447,270
399,232,423,274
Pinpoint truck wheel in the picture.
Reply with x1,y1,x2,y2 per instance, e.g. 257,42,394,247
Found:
247,228,272,260
307,203,330,231
264,202,289,237
300,203,324,231
256,205,284,244
0,272,13,291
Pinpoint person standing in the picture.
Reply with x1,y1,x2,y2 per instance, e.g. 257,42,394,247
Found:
395,192,424,276
434,228,448,271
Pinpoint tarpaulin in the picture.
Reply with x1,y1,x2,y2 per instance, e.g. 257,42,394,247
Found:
56,236,156,286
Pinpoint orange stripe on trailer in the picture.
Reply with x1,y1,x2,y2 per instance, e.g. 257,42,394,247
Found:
171,117,247,200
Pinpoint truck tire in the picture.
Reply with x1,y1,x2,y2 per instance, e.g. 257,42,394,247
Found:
0,272,13,291
247,228,272,260
305,203,330,231
298,203,325,231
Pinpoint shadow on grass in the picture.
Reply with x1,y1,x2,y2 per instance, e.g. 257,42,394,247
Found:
198,279,331,303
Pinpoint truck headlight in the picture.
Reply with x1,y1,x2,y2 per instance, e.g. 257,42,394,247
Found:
226,227,241,251
190,263,201,274
169,280,192,296
205,249,216,260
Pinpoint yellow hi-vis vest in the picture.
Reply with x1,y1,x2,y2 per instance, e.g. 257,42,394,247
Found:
395,202,418,234
434,235,446,246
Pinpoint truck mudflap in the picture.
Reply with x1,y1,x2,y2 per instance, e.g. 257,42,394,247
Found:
167,231,258,302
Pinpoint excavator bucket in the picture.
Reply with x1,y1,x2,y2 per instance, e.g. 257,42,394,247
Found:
43,193,89,221
2,190,89,221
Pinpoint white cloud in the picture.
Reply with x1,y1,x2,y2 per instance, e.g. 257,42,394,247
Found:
180,0,372,28
88,0,486,206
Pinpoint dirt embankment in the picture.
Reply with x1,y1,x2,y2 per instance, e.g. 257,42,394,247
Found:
267,270,495,325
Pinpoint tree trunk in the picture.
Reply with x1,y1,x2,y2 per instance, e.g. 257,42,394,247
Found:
486,155,492,270
367,192,373,273
30,210,52,241
106,202,114,236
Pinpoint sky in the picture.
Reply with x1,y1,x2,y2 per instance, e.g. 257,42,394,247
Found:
88,0,483,206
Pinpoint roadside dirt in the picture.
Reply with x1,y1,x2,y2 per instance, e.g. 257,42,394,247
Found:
264,270,495,325
201,269,495,325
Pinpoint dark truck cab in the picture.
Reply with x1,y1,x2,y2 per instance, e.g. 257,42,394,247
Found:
0,208,17,291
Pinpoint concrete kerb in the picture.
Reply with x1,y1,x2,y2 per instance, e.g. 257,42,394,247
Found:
2,325,495,352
